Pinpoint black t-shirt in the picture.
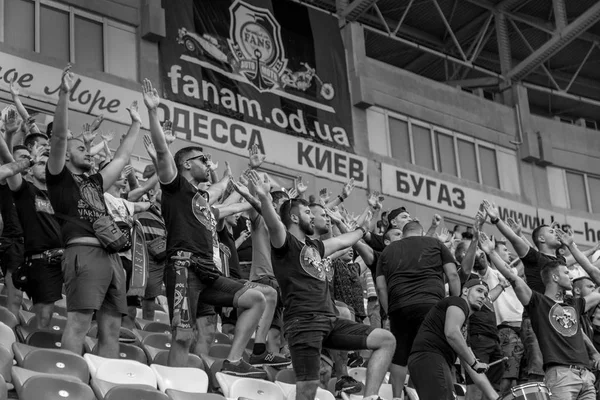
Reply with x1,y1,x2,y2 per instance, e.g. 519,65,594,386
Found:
366,232,385,252
376,236,455,312
12,181,62,255
217,226,241,279
526,291,588,369
521,247,566,294
365,250,380,277
161,173,220,269
46,166,107,243
234,216,252,263
411,296,470,366
272,231,334,322
0,183,23,238
460,272,498,339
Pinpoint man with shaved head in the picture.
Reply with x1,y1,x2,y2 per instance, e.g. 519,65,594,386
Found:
46,65,143,356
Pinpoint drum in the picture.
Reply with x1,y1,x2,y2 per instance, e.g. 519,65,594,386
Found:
500,383,551,400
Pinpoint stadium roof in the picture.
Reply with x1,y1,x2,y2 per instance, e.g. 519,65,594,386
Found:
297,0,600,124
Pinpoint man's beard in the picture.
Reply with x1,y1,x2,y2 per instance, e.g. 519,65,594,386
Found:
299,218,315,235
473,256,487,271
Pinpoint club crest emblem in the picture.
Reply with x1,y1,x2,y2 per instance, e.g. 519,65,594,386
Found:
549,303,578,337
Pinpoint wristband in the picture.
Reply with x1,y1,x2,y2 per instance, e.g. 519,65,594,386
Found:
490,217,499,224
470,359,478,369
24,156,34,168
355,227,367,238
337,194,345,203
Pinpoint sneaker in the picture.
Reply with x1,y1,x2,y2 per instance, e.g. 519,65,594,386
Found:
249,351,292,367
335,375,364,395
221,359,268,379
347,352,365,368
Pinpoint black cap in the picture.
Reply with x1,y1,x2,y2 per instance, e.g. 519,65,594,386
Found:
387,207,408,224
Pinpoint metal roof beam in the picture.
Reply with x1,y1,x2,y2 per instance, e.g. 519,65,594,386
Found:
507,1,600,81
341,0,377,21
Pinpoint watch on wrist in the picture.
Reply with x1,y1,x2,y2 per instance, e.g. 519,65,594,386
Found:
356,227,367,238
337,194,345,203
470,359,478,368
490,217,499,224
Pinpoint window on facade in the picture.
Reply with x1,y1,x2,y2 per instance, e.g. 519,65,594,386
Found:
479,145,500,189
566,171,588,212
2,0,137,80
457,139,478,183
435,131,457,176
389,117,411,163
588,176,600,213
412,124,434,170
5,0,35,51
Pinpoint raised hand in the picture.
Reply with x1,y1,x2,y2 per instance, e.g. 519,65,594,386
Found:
432,214,442,227
438,227,452,243
296,176,308,194
342,178,355,199
101,130,115,143
223,161,232,178
3,108,21,133
507,217,523,236
319,188,332,205
162,120,176,145
90,114,104,132
30,142,43,163
142,79,160,110
81,123,97,144
143,135,157,163
247,170,269,198
8,77,19,97
474,210,486,232
360,210,373,230
287,187,298,199
205,154,218,171
123,164,134,177
482,199,499,220
248,144,266,169
325,207,344,225
230,179,252,198
367,191,383,210
60,65,75,93
557,228,575,247
127,100,142,124
478,232,495,254
24,116,38,134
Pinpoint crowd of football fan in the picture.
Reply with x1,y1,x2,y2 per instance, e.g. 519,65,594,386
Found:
1,64,600,400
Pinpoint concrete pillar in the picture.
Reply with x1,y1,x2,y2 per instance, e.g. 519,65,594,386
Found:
495,12,514,105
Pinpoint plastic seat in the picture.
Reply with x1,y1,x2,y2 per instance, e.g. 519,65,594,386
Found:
0,346,13,385
52,306,67,318
378,383,393,400
216,373,285,400
0,322,16,355
277,381,335,400
348,367,367,384
93,359,157,397
213,332,232,345
25,330,63,349
88,326,140,345
152,351,204,369
166,393,225,400
136,318,171,334
0,374,7,400
92,381,168,400
22,298,33,311
19,345,89,383
274,368,296,384
199,354,224,392
11,365,83,394
154,311,170,324
20,374,95,400
0,306,18,329
208,343,231,359
18,310,35,326
151,364,209,394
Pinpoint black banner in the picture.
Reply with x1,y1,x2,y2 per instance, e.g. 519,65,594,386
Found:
159,0,354,151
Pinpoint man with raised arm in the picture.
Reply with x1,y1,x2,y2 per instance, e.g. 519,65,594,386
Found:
141,79,268,376
46,65,143,356
249,170,395,400
479,224,600,400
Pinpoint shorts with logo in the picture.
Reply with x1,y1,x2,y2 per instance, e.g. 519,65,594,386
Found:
24,257,63,305
0,237,24,275
62,244,128,315
498,325,524,380
165,256,250,331
251,275,283,330
284,314,374,381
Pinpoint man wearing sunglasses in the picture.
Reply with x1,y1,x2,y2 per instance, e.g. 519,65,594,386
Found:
142,79,268,377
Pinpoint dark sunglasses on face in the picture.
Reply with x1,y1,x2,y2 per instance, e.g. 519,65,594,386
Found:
185,154,209,164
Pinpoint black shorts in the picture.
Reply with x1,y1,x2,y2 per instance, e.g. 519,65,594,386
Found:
284,314,374,381
465,334,505,385
165,258,249,330
144,259,165,300
408,352,455,400
389,303,435,366
24,258,63,305
0,237,24,275
252,275,283,331
62,244,127,315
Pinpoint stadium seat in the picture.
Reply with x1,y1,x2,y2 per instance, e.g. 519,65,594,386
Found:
213,332,232,345
154,311,170,325
277,381,338,400
92,359,157,398
216,373,285,400
152,350,204,369
136,318,171,334
0,295,6,308
142,333,172,364
52,305,67,318
88,326,140,345
21,298,33,312
19,374,95,400
0,322,16,355
0,306,18,329
25,330,63,349
15,343,89,383
0,346,13,385
348,367,367,384
378,383,393,400
0,374,7,400
274,368,296,384
18,310,35,326
151,364,209,395
11,366,82,394
92,381,168,400
199,354,224,392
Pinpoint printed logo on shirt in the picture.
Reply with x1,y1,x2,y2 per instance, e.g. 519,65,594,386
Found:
34,196,55,215
191,192,213,230
74,176,106,221
299,244,333,282
548,303,579,337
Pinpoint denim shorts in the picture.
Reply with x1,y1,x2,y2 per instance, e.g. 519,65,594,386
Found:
284,314,374,381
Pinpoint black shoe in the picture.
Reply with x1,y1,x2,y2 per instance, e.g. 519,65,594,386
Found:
335,375,364,395
221,359,268,379
249,351,291,367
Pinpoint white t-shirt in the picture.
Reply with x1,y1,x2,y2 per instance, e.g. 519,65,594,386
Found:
104,192,135,260
481,267,524,325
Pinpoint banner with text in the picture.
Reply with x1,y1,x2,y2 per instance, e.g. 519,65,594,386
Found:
158,0,354,151
381,164,600,247
0,53,367,187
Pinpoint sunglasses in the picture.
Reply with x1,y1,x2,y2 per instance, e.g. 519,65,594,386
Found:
185,154,209,164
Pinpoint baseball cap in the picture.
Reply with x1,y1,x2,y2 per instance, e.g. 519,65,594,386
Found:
387,207,408,224
463,277,489,291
